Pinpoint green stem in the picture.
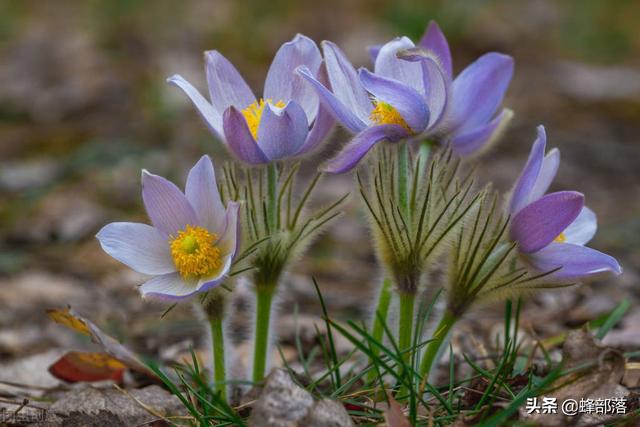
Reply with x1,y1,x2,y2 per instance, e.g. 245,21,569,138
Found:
209,315,227,402
253,287,275,382
417,140,432,183
368,278,393,381
397,143,410,222
398,291,416,367
267,162,278,231
419,310,457,383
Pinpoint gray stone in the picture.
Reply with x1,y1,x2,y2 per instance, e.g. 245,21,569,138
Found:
248,369,314,426
302,399,354,427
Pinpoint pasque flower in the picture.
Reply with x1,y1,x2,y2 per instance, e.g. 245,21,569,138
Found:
298,21,514,173
97,155,240,300
508,126,621,280
167,34,333,164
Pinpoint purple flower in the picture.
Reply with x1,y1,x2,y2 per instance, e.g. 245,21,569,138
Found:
508,126,621,281
167,35,333,165
96,155,240,300
297,21,514,173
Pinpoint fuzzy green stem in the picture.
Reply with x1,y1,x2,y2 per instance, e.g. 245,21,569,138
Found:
209,315,227,402
419,310,457,383
398,291,416,367
397,143,410,222
417,140,432,183
368,278,393,381
267,162,278,231
253,287,275,382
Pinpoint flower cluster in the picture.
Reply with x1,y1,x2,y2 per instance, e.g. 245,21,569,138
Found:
95,20,622,396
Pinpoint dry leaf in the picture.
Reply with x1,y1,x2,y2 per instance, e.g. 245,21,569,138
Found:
384,392,411,427
49,351,126,383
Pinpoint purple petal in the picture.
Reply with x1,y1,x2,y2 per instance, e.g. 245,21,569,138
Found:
451,109,513,156
418,21,452,79
530,148,560,202
564,206,597,245
322,41,373,122
510,126,547,215
367,44,382,64
510,191,584,254
526,242,622,280
450,52,514,133
217,201,241,258
397,48,449,129
96,222,175,275
264,34,322,121
185,155,225,232
297,93,335,155
222,106,269,165
297,65,368,133
142,170,198,236
374,37,425,94
322,124,409,174
139,273,200,301
257,101,309,161
359,68,429,133
205,50,255,113
167,74,224,140
196,255,233,292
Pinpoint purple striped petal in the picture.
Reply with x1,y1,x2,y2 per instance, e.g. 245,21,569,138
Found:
322,41,372,122
217,201,240,258
418,21,452,79
96,222,175,275
142,170,198,236
321,124,409,174
297,65,368,133
167,74,224,140
139,273,199,301
450,52,514,134
359,68,429,133
510,126,547,214
510,191,584,254
264,34,322,121
205,51,255,113
564,206,597,245
451,109,513,156
257,101,309,161
185,155,225,232
297,96,335,155
196,255,233,293
374,37,424,94
526,242,622,280
222,106,269,165
530,148,560,202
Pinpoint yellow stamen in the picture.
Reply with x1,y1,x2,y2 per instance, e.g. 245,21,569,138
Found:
169,225,221,278
369,100,412,134
241,98,286,140
554,232,566,243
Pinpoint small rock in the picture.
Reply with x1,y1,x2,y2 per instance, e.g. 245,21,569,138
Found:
301,398,354,427
0,159,61,192
0,349,64,396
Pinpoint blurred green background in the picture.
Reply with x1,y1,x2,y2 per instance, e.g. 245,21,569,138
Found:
0,0,639,361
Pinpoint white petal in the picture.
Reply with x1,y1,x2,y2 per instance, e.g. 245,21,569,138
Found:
563,206,597,245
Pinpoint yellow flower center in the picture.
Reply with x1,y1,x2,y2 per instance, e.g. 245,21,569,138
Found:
169,225,221,278
242,98,286,140
369,100,412,134
554,232,567,243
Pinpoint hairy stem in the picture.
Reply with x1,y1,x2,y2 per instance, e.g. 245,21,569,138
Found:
267,163,278,232
368,278,393,381
398,291,416,368
417,140,432,183
419,309,457,384
208,314,227,402
397,143,410,223
253,287,275,382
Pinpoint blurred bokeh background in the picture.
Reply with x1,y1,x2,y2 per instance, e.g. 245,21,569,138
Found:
1,0,639,377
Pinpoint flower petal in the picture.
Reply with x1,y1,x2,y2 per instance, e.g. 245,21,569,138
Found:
264,34,322,121
222,106,269,165
367,44,382,64
297,85,335,155
142,170,198,236
167,74,224,140
185,155,225,232
205,50,256,113
510,191,584,254
563,206,597,245
374,37,424,94
509,126,546,214
526,242,622,280
321,124,409,174
257,101,309,161
139,273,200,301
96,222,175,275
530,148,560,202
322,41,373,122
451,109,513,156
217,201,241,258
450,52,514,133
297,65,368,133
418,21,452,79
359,68,430,133
197,255,233,292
